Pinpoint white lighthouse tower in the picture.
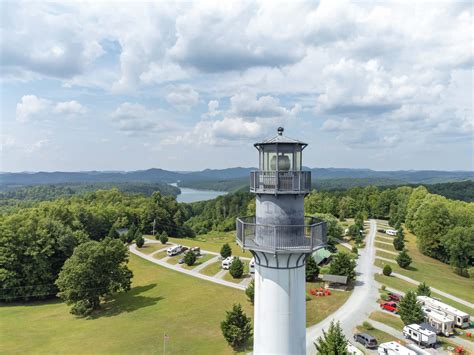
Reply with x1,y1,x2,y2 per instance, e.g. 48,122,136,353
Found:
237,127,327,354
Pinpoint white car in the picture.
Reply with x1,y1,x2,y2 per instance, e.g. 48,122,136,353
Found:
221,256,235,270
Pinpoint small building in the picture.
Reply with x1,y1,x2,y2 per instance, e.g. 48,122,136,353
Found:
311,248,332,265
321,274,348,290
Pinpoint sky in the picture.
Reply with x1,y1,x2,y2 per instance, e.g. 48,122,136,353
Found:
1,0,473,172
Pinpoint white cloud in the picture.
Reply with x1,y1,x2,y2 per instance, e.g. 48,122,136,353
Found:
16,95,51,122
53,100,87,115
25,139,50,153
165,86,199,111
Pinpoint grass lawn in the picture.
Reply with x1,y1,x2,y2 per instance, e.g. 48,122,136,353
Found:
138,242,166,254
0,254,253,354
369,311,403,330
374,239,472,302
355,325,402,345
165,255,181,265
306,282,352,326
200,261,222,277
374,274,473,314
223,272,250,284
181,253,215,270
375,241,396,252
376,250,398,261
153,250,168,259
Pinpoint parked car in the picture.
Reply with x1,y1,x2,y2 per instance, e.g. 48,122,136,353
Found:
388,292,403,302
380,301,398,313
377,228,386,233
178,258,185,264
354,333,378,349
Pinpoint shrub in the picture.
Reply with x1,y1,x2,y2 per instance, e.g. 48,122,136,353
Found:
393,235,405,251
135,233,145,248
352,246,358,254
416,282,431,297
396,249,412,269
245,279,254,304
229,258,244,279
221,304,252,349
220,243,232,258
383,264,392,276
305,255,320,282
184,251,196,266
159,231,169,245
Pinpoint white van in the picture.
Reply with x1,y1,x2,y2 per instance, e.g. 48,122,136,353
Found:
386,229,397,236
378,341,416,355
166,245,182,256
403,324,437,347
249,258,255,274
222,256,235,270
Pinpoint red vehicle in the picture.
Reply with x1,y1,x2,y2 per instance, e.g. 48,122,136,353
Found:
388,292,402,302
380,301,398,313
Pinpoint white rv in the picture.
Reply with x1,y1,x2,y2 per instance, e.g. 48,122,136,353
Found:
403,324,437,347
249,258,255,274
166,244,182,256
422,307,454,336
417,296,470,328
347,341,364,355
386,229,397,236
221,256,235,270
378,341,416,355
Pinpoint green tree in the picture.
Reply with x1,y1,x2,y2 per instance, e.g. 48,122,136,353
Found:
348,224,361,239
159,231,169,244
383,264,392,276
245,279,254,304
125,224,137,244
442,226,474,276
416,282,431,296
326,236,338,253
229,258,244,279
393,235,405,251
306,255,320,282
108,225,119,239
354,212,364,230
135,232,145,248
314,320,348,355
184,251,197,266
396,249,412,269
398,290,424,325
220,243,232,258
220,304,252,349
55,238,133,316
329,252,356,281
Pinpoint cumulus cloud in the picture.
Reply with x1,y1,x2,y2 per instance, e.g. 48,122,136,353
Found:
53,100,87,115
165,86,199,111
15,95,86,122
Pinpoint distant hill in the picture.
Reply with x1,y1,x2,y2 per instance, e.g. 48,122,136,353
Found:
1,167,472,191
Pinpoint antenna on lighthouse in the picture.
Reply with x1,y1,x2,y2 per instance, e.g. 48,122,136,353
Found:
277,127,284,135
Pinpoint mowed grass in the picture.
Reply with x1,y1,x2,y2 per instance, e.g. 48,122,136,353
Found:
375,241,396,252
373,225,473,302
369,311,403,330
200,261,222,277
306,282,352,326
355,325,402,345
376,250,398,261
138,242,167,254
0,254,253,354
182,253,216,270
374,274,473,314
153,250,168,259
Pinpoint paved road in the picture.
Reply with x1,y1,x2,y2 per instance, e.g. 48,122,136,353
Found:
306,219,380,354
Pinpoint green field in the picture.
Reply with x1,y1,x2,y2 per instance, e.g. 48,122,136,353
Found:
137,242,167,254
153,250,168,259
182,253,215,270
369,311,403,330
0,254,252,354
375,241,396,252
306,283,352,326
200,261,222,277
376,250,398,261
374,274,473,314
355,325,402,345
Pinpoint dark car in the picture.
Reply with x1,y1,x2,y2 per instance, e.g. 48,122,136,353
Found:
354,333,378,349
181,246,189,253
388,292,402,302
178,258,185,264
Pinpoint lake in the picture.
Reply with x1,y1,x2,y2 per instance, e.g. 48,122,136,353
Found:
170,183,227,203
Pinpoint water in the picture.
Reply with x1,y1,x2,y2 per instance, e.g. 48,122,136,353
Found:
170,183,227,203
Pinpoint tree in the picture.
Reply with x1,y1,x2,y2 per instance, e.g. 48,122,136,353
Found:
314,320,348,355
398,290,424,325
329,252,356,281
221,304,252,349
159,231,169,245
442,226,474,276
393,235,405,251
229,258,244,279
383,264,392,276
245,279,254,304
396,249,412,269
306,255,320,282
326,236,338,253
184,251,197,266
348,224,361,239
55,238,133,316
220,243,232,258
135,232,145,248
416,282,431,297
108,225,119,239
125,224,137,244
354,212,364,230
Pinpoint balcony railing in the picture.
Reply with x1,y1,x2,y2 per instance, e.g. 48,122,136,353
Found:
250,171,311,194
236,216,327,253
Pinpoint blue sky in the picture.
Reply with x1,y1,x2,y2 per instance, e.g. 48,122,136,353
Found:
1,1,473,172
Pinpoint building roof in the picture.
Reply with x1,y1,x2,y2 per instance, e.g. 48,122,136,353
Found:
312,248,332,264
255,127,307,146
322,274,348,284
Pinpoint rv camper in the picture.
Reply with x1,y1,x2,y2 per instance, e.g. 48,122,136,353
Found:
386,229,397,236
249,258,255,274
166,244,183,256
378,341,416,355
417,296,470,328
221,256,235,270
402,324,437,347
422,307,454,336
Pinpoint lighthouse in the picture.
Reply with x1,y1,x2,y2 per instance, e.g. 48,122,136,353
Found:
236,127,327,354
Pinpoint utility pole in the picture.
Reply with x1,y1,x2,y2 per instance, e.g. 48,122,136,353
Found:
153,219,156,237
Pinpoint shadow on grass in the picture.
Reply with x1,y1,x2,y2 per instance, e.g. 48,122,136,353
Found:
89,283,163,319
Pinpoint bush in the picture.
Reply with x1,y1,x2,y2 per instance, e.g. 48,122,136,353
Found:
393,235,405,251
305,255,320,282
352,246,358,254
245,279,254,304
159,231,169,245
396,249,412,269
220,243,232,258
383,264,392,276
221,304,252,349
229,258,244,279
362,321,374,330
416,282,431,297
135,233,145,248
184,251,197,266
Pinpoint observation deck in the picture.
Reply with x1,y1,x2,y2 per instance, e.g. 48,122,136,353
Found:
250,170,311,194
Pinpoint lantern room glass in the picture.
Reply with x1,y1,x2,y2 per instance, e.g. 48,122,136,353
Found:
258,144,303,172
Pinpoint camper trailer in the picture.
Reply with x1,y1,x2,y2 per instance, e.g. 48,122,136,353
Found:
378,341,416,355
221,256,235,270
249,258,255,274
386,229,397,236
422,307,454,336
417,296,470,328
166,244,183,256
402,324,437,347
